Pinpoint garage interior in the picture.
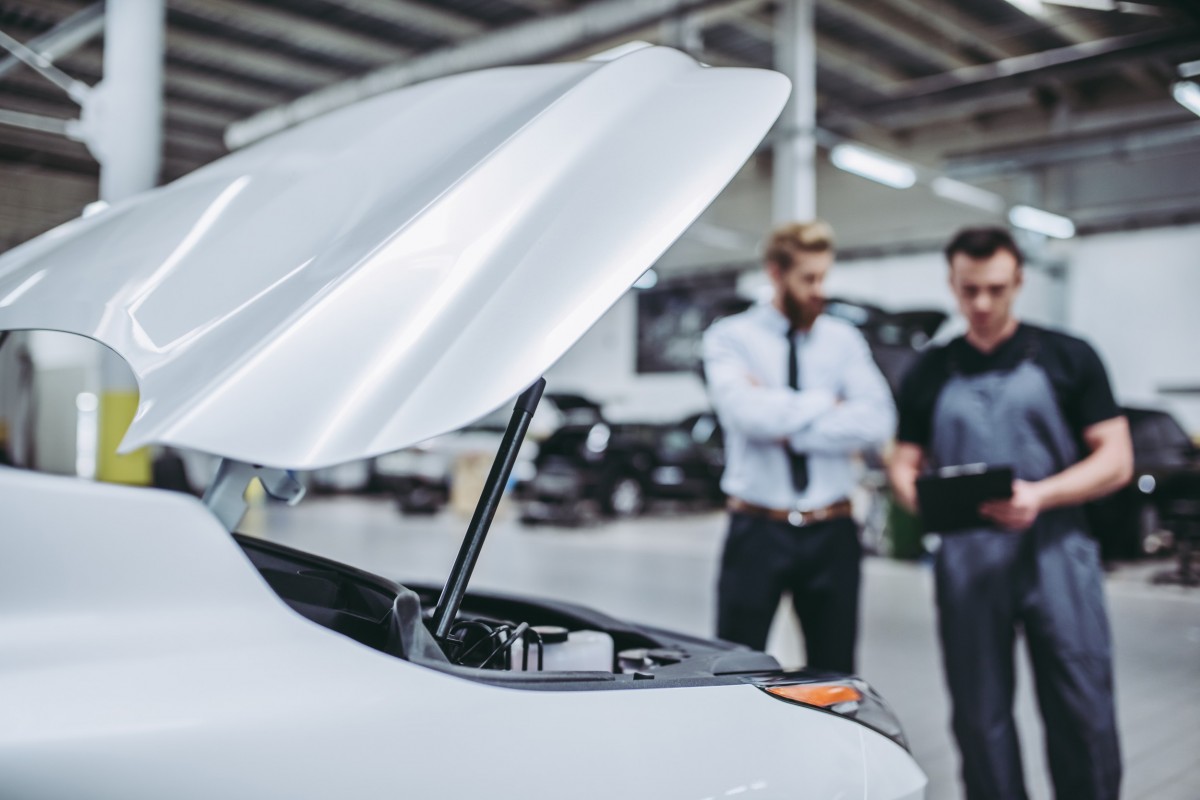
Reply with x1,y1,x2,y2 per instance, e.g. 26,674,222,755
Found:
1,1,1198,799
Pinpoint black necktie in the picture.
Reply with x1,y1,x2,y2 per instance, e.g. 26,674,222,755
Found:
786,329,810,493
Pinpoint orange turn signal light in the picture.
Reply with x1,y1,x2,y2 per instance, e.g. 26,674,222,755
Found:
764,683,863,708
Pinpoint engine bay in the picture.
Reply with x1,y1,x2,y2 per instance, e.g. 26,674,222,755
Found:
235,534,782,687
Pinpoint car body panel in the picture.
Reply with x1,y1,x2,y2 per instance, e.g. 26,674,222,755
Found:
0,47,788,469
0,466,927,799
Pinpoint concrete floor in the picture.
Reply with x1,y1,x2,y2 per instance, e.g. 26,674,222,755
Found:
248,496,1200,800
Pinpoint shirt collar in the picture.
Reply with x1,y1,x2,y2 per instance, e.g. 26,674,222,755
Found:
754,301,791,335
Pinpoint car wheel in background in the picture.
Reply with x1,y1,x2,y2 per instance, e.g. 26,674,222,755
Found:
396,484,447,515
604,476,645,518
1138,502,1174,556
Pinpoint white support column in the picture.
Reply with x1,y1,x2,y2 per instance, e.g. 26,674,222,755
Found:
767,0,818,668
92,0,166,485
771,0,817,224
96,0,165,202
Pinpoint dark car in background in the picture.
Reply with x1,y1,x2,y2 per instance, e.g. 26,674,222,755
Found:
1087,406,1200,561
823,299,948,397
516,412,725,524
375,392,604,514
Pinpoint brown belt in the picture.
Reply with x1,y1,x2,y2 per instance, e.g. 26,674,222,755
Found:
727,497,854,528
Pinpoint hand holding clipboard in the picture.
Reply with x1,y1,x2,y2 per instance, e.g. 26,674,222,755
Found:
915,464,1015,533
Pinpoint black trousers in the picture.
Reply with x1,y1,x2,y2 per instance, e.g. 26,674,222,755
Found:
716,512,861,673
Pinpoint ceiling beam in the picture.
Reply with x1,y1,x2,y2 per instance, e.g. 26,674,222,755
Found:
848,29,1200,118
738,9,909,90
166,28,349,92
55,48,294,114
831,87,1041,131
535,0,769,63
1034,5,1164,95
944,119,1200,176
876,0,1021,62
816,0,975,74
498,0,574,14
226,0,758,149
336,0,487,42
169,0,414,68
1076,192,1200,234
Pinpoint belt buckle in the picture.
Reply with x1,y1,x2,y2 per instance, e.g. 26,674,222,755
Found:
787,509,807,527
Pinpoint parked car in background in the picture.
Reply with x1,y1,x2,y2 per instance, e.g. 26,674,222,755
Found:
1087,406,1200,561
375,392,603,514
306,458,380,495
823,299,947,398
516,412,725,524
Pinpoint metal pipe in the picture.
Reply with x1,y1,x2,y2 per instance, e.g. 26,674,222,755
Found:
0,109,73,136
772,0,817,224
432,378,546,641
0,28,91,103
0,3,104,83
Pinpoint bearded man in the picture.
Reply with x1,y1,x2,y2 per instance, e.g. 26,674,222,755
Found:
702,220,895,672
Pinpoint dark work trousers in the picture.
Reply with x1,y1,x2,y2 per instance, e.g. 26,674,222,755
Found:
930,357,1121,800
716,512,861,674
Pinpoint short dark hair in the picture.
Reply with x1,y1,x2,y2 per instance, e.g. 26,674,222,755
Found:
943,227,1024,268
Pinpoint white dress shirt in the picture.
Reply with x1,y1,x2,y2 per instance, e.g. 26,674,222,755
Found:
702,302,896,511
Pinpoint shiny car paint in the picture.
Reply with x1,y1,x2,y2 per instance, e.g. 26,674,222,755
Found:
0,45,925,800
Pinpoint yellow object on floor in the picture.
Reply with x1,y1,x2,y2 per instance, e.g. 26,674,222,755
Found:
96,390,151,485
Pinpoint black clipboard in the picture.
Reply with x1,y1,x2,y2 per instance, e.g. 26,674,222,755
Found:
916,464,1014,533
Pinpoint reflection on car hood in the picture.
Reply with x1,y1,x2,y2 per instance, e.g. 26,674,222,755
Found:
0,46,788,469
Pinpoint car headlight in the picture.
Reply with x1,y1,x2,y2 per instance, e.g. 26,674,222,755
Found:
752,674,910,751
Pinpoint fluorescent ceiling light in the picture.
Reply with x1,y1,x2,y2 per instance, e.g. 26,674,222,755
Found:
830,143,916,189
1172,81,1200,118
1009,205,1075,239
1178,60,1200,79
931,177,1006,213
1004,0,1046,16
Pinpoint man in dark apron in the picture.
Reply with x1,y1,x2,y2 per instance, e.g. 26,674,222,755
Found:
888,227,1133,800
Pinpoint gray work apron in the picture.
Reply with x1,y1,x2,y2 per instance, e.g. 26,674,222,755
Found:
929,354,1121,800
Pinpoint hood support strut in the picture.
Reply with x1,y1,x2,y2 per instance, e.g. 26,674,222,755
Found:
431,377,546,643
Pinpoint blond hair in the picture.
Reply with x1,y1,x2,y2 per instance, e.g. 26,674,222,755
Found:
764,220,835,270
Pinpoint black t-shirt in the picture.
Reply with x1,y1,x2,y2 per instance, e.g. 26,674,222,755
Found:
896,323,1121,449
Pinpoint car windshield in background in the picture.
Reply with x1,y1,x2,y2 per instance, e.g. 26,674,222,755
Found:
1127,408,1195,466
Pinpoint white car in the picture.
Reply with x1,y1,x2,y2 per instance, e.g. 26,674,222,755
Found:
0,45,925,799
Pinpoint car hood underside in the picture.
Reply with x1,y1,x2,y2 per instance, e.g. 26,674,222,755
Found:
0,46,787,470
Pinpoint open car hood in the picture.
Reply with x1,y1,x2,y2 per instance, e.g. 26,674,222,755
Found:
0,46,788,469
